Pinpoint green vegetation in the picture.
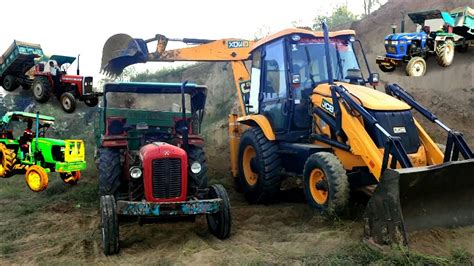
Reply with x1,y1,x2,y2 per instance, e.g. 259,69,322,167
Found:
313,5,359,30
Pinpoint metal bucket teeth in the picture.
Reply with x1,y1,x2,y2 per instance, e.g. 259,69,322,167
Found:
364,159,474,246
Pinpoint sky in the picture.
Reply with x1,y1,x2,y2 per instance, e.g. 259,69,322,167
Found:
0,0,368,86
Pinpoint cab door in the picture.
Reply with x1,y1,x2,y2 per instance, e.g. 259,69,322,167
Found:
259,39,289,134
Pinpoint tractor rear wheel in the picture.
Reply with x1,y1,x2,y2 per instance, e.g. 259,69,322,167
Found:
25,165,49,192
206,184,231,239
60,171,81,185
187,146,208,193
378,64,396,73
84,97,99,107
436,39,455,67
303,152,349,215
100,195,119,255
406,57,426,77
32,76,51,103
2,75,20,91
0,143,16,178
99,148,122,196
60,92,77,113
238,127,281,203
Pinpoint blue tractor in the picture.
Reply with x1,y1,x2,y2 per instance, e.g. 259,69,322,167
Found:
376,9,457,76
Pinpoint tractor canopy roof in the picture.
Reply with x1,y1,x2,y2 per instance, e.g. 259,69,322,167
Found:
1,112,55,125
251,28,356,52
49,55,76,66
408,10,442,25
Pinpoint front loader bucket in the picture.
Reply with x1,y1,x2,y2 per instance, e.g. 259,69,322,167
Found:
364,159,474,246
101,34,149,77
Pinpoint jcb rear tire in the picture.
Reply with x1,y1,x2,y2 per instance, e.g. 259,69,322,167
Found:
206,184,231,239
303,152,349,215
60,92,76,113
100,195,119,255
0,143,16,178
378,64,396,73
99,148,122,196
2,75,19,91
238,127,281,203
406,57,426,77
187,147,208,192
32,76,51,103
436,39,455,67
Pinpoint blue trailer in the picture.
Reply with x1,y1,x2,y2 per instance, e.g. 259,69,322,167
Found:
0,41,43,91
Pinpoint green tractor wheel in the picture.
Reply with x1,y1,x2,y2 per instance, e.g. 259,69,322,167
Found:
0,143,17,178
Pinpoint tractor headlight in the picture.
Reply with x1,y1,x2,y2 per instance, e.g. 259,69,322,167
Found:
190,162,202,174
129,166,142,179
384,40,389,45
391,41,398,45
399,40,406,44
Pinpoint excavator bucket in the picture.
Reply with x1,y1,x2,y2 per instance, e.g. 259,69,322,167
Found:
364,159,474,246
101,34,149,77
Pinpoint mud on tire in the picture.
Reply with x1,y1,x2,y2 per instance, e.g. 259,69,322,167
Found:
100,195,119,255
303,152,349,215
238,127,281,203
436,39,455,67
405,56,426,77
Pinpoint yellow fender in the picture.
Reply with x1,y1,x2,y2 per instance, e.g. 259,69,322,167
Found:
237,115,275,141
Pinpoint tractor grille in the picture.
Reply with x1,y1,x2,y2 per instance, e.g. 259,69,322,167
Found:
385,45,397,54
83,77,93,94
151,158,182,199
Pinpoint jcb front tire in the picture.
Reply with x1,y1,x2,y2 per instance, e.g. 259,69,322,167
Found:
100,195,119,255
436,39,455,67
99,148,122,196
25,165,49,192
60,92,77,113
406,57,426,77
206,184,231,239
32,76,51,103
238,127,281,203
303,152,349,215
0,143,16,178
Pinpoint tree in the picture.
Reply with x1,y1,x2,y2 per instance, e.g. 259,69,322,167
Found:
312,5,358,30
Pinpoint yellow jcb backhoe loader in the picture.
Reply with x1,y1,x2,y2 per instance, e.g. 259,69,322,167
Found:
101,22,474,246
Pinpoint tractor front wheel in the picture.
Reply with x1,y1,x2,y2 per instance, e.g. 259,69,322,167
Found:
25,165,49,192
2,75,20,91
60,92,77,113
238,127,281,203
32,76,51,103
436,39,455,67
406,57,426,77
99,148,122,196
378,64,396,73
187,146,208,193
303,152,349,216
0,143,16,178
100,195,119,255
84,97,99,107
206,184,231,239
60,171,81,185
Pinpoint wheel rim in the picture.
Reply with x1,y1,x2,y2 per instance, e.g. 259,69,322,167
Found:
413,61,424,76
34,84,43,97
242,145,258,186
0,151,5,176
62,97,72,110
309,168,328,205
26,170,42,191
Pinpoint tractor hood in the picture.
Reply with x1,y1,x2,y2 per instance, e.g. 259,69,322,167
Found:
313,83,411,111
36,138,65,146
385,32,426,41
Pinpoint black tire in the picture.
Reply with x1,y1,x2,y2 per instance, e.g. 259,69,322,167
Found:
99,148,122,196
237,127,281,203
187,146,208,193
60,92,77,113
100,195,119,255
0,143,17,178
436,39,455,67
405,57,426,77
84,97,99,107
206,184,231,239
2,75,20,91
32,76,51,103
378,64,396,73
303,152,349,215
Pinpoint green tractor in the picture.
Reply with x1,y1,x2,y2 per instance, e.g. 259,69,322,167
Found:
0,111,87,192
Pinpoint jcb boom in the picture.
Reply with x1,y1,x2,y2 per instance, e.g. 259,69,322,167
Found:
101,22,474,246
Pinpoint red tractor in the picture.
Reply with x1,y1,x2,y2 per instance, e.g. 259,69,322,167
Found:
31,55,100,113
